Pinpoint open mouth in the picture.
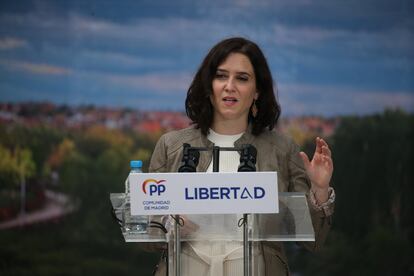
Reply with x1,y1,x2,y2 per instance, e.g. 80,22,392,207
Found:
223,97,238,103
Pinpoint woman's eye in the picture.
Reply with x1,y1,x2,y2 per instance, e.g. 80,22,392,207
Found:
215,73,227,79
237,76,248,82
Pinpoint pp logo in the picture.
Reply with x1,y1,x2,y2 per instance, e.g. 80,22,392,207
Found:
142,179,166,196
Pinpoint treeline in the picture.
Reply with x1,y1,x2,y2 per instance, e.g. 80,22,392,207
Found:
0,124,160,275
291,109,414,276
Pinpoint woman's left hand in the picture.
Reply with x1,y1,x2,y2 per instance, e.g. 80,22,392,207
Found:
299,137,333,204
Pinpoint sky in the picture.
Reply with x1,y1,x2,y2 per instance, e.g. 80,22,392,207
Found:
0,0,413,116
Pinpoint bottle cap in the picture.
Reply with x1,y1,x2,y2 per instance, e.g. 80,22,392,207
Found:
130,160,143,168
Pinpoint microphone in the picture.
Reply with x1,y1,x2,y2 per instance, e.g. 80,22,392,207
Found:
238,144,257,172
178,143,200,172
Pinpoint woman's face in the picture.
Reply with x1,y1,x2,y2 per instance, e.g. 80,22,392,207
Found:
210,52,258,125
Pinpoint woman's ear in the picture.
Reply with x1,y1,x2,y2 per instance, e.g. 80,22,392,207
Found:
254,91,259,100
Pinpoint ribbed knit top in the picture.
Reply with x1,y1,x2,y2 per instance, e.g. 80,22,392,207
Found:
206,129,243,172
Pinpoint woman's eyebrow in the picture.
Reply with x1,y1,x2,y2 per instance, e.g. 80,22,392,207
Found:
216,68,252,76
237,71,252,76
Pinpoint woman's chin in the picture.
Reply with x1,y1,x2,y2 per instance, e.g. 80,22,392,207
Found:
216,111,249,122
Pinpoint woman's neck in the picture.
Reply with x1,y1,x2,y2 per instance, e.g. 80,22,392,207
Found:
211,117,248,135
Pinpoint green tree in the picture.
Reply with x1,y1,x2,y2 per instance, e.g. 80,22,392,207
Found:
0,124,64,178
332,109,413,239
0,145,35,189
0,144,20,190
291,109,414,275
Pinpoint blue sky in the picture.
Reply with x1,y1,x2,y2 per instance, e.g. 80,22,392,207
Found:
0,0,413,116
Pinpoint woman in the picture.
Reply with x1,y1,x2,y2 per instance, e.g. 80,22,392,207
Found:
149,37,334,276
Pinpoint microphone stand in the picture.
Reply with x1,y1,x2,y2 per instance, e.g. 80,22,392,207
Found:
174,143,201,276
175,143,257,276
237,144,257,276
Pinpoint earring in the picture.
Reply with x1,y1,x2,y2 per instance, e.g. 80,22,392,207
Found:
251,100,258,118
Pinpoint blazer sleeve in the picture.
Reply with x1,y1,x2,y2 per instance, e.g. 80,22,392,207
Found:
149,134,168,173
287,141,334,252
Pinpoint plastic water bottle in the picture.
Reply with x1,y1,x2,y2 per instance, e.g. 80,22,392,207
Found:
122,160,148,234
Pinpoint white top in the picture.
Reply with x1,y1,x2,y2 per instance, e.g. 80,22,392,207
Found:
183,129,264,276
206,129,243,173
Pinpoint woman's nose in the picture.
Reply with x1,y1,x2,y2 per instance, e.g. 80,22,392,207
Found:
224,77,236,92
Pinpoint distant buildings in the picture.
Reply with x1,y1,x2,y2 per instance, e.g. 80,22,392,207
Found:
0,102,339,139
0,102,191,133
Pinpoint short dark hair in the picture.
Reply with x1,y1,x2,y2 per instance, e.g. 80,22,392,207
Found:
185,37,281,136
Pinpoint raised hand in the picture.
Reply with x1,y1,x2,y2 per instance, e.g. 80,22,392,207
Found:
299,137,333,203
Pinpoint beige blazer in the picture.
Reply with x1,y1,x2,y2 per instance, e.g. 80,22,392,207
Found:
148,126,334,276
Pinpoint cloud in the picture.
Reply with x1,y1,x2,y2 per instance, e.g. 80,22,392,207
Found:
67,14,232,51
272,25,348,46
2,9,412,58
279,83,414,116
67,13,413,69
0,5,412,115
272,24,413,55
0,12,237,52
0,59,72,75
76,49,175,69
0,37,28,50
102,71,192,93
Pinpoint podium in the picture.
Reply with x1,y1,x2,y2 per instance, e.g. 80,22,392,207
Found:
110,192,315,276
